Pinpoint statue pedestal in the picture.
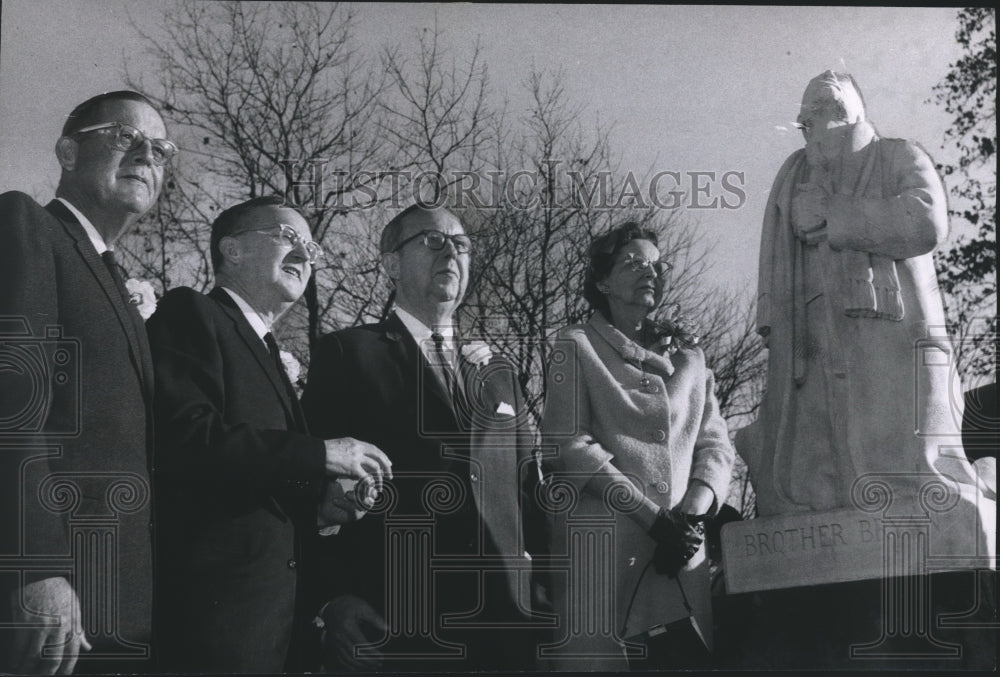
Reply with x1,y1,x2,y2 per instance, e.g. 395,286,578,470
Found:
716,571,996,669
718,474,996,668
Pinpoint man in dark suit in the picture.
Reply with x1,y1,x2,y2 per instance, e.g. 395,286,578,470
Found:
301,204,548,672
146,195,392,673
0,91,169,674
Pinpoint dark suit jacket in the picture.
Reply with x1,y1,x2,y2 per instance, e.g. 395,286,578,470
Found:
0,192,154,657
146,286,326,672
300,313,547,669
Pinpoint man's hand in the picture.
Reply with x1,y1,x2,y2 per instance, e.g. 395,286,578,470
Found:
320,595,387,671
317,478,374,528
324,438,393,491
4,577,91,675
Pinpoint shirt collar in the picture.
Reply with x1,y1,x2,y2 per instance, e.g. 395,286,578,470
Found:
57,198,109,254
394,305,456,355
220,287,271,344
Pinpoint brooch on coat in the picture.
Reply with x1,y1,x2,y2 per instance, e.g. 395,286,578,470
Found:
640,314,700,356
623,314,701,387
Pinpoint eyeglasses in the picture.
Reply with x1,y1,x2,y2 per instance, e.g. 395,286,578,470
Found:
622,252,672,277
232,223,324,264
71,122,177,166
393,229,472,254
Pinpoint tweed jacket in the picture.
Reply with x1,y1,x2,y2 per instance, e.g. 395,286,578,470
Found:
540,314,735,668
543,315,733,508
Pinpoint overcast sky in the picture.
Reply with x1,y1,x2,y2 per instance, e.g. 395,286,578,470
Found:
0,2,966,294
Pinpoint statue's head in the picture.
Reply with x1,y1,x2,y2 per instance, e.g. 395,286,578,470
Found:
797,70,867,165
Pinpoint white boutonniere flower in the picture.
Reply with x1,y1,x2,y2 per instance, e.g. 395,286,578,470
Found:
124,278,158,320
279,350,301,384
461,341,493,400
460,341,493,367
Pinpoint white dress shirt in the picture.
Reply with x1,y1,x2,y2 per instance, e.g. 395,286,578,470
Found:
394,305,457,367
57,197,109,254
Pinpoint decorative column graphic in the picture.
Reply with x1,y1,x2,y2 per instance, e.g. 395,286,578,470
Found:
539,476,644,660
849,473,972,659
38,472,150,660
355,476,465,662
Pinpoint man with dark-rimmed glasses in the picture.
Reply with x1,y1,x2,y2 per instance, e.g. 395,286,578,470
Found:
302,204,549,672
0,90,170,674
146,195,392,672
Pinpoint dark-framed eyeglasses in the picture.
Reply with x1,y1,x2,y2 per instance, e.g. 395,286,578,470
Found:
71,121,177,166
623,252,672,277
232,223,324,265
393,229,472,254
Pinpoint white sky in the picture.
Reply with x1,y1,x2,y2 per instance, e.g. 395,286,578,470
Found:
0,2,967,294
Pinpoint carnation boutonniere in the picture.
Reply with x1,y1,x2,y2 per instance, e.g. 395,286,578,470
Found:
460,341,493,368
279,350,302,385
124,278,158,320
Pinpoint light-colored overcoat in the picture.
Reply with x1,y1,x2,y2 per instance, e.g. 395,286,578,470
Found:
540,314,735,670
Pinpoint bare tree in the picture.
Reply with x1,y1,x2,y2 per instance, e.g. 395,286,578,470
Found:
116,172,215,296
122,0,387,356
118,10,765,514
379,22,497,206
461,70,767,447
930,7,997,384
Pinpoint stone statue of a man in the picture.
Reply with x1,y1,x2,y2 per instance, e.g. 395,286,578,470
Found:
746,71,991,531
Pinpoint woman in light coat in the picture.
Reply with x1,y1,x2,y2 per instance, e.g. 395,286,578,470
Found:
540,222,735,670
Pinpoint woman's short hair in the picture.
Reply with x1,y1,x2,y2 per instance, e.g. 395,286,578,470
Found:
583,221,661,318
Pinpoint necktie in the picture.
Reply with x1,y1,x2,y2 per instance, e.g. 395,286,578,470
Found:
431,332,461,402
101,250,132,304
101,250,147,341
263,332,300,402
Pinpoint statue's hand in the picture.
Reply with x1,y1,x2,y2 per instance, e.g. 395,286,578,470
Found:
792,183,828,233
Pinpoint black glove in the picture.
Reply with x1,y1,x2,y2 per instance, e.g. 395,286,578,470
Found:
648,507,706,577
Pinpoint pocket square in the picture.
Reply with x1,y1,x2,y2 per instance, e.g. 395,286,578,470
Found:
495,401,516,416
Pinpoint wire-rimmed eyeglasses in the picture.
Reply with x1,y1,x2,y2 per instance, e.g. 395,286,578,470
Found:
622,252,672,277
232,223,324,265
71,121,177,166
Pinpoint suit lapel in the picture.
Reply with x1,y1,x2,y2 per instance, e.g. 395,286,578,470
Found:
208,287,302,429
590,313,676,377
45,200,155,401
